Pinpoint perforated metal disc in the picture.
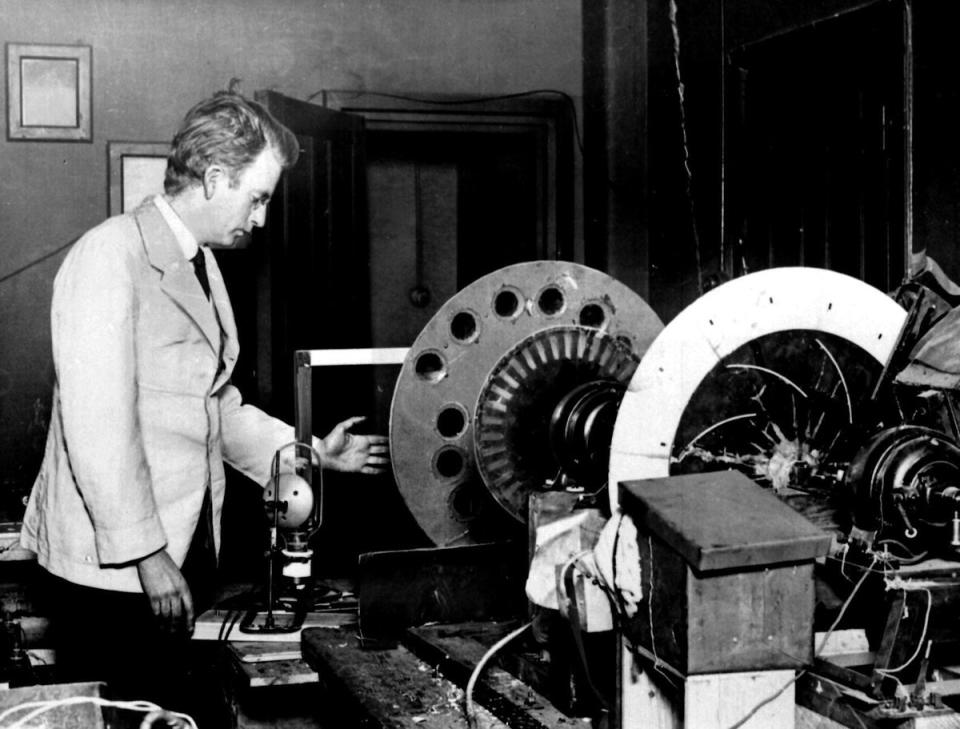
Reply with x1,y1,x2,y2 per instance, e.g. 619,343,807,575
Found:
609,267,908,514
390,261,663,546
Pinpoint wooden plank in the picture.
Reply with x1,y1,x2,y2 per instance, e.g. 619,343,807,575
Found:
235,658,318,689
404,622,589,728
684,670,795,729
619,471,831,572
233,642,303,664
620,662,796,729
226,642,319,690
302,626,509,728
796,672,886,729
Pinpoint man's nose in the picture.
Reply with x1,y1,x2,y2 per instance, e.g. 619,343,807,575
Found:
251,206,267,228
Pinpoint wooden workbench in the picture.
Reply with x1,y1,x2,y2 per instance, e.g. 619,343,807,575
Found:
301,625,588,728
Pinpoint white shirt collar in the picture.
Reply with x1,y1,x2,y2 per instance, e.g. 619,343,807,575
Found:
153,194,200,261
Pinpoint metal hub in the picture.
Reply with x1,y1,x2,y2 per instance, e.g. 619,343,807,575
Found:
475,326,639,521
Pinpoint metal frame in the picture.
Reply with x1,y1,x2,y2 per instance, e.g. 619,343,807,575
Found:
293,347,409,447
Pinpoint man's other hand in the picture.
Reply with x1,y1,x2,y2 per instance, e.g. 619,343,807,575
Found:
136,549,195,635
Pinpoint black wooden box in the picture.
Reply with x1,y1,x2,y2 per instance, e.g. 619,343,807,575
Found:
618,470,832,675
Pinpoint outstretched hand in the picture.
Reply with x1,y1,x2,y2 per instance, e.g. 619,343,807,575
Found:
321,416,390,475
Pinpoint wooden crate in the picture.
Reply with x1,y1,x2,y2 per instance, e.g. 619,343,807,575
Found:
618,471,832,675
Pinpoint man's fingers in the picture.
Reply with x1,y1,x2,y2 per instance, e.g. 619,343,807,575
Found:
164,595,179,627
337,415,367,431
182,587,195,632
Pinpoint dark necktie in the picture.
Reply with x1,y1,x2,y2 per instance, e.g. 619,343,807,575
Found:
192,250,211,300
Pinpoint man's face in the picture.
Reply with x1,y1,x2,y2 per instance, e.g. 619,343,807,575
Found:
206,147,283,249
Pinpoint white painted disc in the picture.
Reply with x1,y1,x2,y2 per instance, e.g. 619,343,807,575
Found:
608,267,908,513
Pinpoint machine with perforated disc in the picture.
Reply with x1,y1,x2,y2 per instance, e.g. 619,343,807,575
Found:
390,261,663,546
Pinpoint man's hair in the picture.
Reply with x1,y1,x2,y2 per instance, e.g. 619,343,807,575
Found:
164,91,300,195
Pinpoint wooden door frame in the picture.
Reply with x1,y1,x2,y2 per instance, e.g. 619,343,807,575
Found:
319,89,575,263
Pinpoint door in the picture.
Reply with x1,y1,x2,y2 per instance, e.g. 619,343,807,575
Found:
226,90,373,427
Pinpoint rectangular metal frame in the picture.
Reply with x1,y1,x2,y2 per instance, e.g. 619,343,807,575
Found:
293,347,408,449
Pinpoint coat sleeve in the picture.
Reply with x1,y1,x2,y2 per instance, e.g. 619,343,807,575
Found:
53,227,167,565
218,384,295,486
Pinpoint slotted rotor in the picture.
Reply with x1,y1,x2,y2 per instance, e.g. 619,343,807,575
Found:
475,325,640,522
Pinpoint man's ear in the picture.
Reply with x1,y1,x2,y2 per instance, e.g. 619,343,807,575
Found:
202,165,226,200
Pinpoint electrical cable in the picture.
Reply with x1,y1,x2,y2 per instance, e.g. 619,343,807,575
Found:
218,608,244,642
0,239,76,288
668,0,704,295
463,620,532,729
575,540,686,685
645,535,677,688
875,587,933,676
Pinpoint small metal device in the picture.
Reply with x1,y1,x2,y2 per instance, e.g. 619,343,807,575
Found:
241,440,322,634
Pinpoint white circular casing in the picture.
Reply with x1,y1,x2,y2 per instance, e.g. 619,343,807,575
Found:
263,473,315,529
608,267,908,513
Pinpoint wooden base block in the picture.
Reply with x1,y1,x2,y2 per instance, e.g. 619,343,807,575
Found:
622,645,796,729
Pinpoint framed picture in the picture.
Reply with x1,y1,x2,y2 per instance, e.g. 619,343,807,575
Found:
6,43,92,141
107,142,169,216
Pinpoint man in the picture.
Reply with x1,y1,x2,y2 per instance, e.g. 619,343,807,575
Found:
20,91,388,712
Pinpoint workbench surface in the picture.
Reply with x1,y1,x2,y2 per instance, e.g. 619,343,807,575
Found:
302,625,588,729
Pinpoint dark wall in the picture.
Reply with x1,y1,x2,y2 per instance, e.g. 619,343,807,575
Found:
913,2,960,281
650,0,894,321
618,0,957,321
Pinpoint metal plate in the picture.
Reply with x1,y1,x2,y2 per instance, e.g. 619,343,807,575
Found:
390,261,663,546
609,267,908,513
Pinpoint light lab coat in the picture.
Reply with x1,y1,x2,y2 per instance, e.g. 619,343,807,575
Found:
21,198,292,592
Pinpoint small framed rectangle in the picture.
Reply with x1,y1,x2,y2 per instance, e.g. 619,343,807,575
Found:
107,142,169,216
7,43,92,141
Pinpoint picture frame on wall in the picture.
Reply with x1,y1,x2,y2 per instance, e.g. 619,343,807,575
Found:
107,141,169,216
6,43,92,141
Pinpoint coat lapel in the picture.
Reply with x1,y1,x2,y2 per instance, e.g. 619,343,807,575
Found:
135,199,223,356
